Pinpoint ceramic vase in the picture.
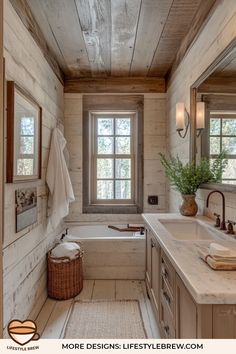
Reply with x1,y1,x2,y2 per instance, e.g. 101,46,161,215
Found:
179,194,198,216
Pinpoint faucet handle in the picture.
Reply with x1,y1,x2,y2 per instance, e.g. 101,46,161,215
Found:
213,213,221,228
226,220,236,235
227,220,236,225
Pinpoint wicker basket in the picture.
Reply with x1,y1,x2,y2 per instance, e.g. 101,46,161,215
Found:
47,245,83,300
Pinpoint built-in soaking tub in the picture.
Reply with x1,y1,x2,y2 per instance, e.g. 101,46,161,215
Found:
63,224,146,280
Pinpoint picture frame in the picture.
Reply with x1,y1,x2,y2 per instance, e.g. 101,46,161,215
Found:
15,187,37,233
6,81,42,183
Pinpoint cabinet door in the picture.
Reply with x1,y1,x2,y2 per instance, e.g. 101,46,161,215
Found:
146,228,152,287
213,305,236,338
176,274,197,338
151,238,160,310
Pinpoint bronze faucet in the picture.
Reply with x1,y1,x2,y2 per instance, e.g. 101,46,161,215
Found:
206,190,226,230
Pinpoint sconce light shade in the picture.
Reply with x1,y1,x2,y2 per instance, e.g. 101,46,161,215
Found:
176,102,185,130
176,102,189,138
196,101,205,137
196,102,205,129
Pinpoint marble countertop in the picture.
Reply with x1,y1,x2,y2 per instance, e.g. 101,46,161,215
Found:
142,213,236,305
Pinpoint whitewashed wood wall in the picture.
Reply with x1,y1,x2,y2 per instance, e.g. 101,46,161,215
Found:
64,93,167,223
3,0,64,336
167,0,236,220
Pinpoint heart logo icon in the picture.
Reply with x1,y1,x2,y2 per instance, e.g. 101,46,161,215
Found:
8,319,40,346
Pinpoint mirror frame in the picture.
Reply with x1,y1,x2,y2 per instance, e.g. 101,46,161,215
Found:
6,81,42,183
190,37,236,193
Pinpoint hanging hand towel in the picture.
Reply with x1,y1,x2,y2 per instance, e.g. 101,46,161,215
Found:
46,127,75,229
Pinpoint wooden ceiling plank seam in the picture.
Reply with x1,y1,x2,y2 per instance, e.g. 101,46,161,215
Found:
111,0,142,76
75,0,111,77
9,0,64,83
146,0,174,77
166,0,218,84
39,0,91,77
129,0,173,77
74,0,96,76
148,0,202,77
128,0,143,75
26,0,69,75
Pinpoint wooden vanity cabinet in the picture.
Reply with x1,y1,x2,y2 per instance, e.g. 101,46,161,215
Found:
175,274,197,338
145,226,236,339
146,228,160,319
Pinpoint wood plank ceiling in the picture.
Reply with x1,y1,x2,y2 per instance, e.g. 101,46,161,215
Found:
26,0,205,79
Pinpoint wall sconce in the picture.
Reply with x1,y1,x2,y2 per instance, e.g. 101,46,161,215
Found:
176,102,189,138
196,101,205,137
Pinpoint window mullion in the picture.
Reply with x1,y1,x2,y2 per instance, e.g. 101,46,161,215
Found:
113,119,116,199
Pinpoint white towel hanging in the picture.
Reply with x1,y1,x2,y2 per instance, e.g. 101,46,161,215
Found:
46,127,75,229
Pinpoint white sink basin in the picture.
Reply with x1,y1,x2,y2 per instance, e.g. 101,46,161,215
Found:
158,219,218,241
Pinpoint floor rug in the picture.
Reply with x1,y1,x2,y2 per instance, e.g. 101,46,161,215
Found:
63,300,147,338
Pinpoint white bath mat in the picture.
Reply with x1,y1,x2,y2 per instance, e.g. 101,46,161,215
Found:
63,300,147,338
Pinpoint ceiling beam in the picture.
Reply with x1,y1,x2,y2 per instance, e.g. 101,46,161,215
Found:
64,77,165,93
166,0,218,85
9,0,64,84
198,76,236,93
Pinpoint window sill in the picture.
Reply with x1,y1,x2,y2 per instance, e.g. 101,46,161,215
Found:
83,204,142,214
200,183,236,193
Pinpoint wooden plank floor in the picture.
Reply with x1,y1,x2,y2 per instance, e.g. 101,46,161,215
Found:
35,280,160,338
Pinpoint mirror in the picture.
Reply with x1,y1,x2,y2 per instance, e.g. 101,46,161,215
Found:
6,82,42,183
191,39,236,191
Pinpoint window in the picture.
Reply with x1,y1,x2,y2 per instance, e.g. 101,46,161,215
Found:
83,95,143,214
90,112,136,204
209,113,236,184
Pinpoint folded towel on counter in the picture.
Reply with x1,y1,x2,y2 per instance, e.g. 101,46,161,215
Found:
51,242,80,260
209,243,230,257
197,245,236,270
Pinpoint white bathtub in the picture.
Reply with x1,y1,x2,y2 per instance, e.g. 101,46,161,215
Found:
64,224,146,280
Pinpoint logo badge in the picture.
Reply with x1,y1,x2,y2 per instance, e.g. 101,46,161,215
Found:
8,319,40,346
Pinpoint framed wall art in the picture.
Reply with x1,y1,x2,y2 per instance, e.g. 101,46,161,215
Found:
15,187,37,232
7,81,42,183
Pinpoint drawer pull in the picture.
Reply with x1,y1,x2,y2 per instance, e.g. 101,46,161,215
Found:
163,291,171,305
161,265,168,279
164,325,170,336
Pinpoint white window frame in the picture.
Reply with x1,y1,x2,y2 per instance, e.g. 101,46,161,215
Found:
89,111,138,205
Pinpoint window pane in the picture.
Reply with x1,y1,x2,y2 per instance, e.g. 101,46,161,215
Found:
20,136,34,154
97,118,113,135
210,137,220,154
116,159,131,178
97,137,113,154
116,118,131,135
97,180,114,199
115,137,130,154
222,119,236,135
222,159,236,179
222,137,236,154
21,117,34,135
210,118,220,135
97,159,113,178
17,159,34,175
115,180,131,199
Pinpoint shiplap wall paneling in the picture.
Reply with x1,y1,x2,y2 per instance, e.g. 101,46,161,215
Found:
3,0,64,336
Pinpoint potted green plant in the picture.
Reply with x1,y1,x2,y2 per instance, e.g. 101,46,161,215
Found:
159,152,227,216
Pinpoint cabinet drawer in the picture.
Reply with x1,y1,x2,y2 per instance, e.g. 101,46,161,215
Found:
161,275,175,319
161,251,175,294
160,298,175,339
